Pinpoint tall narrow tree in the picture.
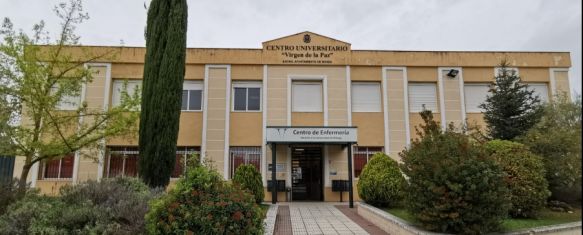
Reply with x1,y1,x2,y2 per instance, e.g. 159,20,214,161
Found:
479,61,543,140
139,0,188,187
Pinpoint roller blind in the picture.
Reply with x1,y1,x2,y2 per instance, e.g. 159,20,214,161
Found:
352,83,381,112
408,83,437,112
527,83,549,103
112,80,141,107
292,82,322,112
464,84,490,113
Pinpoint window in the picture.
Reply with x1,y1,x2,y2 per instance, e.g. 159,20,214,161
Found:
527,83,549,103
353,147,383,178
352,83,381,112
111,80,141,107
106,147,139,177
464,83,490,113
51,86,81,110
408,83,438,112
106,146,199,178
39,153,75,179
171,146,200,178
229,147,261,178
182,82,203,111
292,82,322,112
232,83,261,111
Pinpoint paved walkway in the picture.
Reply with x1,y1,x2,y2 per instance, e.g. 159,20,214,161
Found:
272,202,387,235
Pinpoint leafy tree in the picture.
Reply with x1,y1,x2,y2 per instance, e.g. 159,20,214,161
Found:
400,110,510,234
0,0,140,193
138,0,188,188
518,94,582,203
479,61,543,140
232,164,264,204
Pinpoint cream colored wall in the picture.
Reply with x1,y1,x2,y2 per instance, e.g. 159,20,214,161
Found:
409,112,442,141
463,67,493,82
178,112,203,146
352,113,384,146
520,67,549,82
230,112,262,146
231,65,262,81
204,67,228,174
554,70,571,95
351,66,381,81
291,113,323,126
267,65,348,127
385,69,408,160
440,69,464,127
407,67,437,82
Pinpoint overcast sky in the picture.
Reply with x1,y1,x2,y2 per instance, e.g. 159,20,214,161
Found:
1,0,581,96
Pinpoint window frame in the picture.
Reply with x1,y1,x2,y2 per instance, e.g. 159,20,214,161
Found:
181,81,204,112
231,82,262,112
171,147,200,179
408,83,439,113
353,146,384,178
229,146,262,179
292,81,323,112
351,82,382,112
39,153,75,180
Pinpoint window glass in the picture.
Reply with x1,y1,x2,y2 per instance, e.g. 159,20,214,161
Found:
408,83,438,112
51,86,81,110
352,83,381,112
232,83,262,111
247,88,261,111
112,80,141,107
107,146,199,178
233,87,247,111
292,82,322,112
188,90,202,110
181,91,188,110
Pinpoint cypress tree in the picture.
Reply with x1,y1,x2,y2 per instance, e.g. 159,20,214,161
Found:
479,61,543,140
139,0,188,187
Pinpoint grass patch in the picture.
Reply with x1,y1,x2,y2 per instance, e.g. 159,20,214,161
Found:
502,208,582,231
384,207,581,232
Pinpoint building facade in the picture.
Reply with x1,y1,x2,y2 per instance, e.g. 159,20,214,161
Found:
13,32,572,202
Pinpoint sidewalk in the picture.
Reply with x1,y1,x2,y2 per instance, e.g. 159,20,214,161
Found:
272,202,387,235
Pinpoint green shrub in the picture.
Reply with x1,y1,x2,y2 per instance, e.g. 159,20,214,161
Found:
400,110,510,234
518,94,582,203
0,177,159,234
146,164,265,234
485,140,550,218
232,164,264,204
357,153,406,207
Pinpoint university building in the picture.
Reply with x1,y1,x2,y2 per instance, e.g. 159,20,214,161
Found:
12,32,572,204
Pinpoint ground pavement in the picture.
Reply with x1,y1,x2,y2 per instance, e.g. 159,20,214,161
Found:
271,202,387,235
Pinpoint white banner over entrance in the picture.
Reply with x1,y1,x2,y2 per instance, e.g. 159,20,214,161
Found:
266,126,357,143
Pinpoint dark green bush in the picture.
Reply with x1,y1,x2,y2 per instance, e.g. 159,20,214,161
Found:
357,152,406,207
400,110,510,234
485,140,550,218
146,164,265,234
0,177,159,234
232,164,264,204
518,94,582,203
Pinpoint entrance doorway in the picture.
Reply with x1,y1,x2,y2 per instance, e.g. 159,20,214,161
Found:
291,147,323,201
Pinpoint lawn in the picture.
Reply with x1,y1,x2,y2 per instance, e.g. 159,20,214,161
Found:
384,207,582,232
260,204,271,217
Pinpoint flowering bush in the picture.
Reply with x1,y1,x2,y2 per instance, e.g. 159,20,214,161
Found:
146,164,264,234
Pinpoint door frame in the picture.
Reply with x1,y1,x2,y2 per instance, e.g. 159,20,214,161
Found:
290,145,324,201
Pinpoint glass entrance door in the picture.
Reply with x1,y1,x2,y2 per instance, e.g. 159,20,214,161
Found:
291,147,323,201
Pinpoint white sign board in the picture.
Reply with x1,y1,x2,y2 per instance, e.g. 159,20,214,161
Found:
266,127,357,143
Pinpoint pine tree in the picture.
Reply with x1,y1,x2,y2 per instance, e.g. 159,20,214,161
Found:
138,0,188,188
479,61,543,140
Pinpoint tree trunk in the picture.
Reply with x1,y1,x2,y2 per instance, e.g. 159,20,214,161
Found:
138,0,188,188
17,163,32,197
